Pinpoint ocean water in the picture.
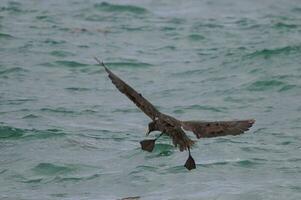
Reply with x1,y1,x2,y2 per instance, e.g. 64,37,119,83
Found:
1,0,301,199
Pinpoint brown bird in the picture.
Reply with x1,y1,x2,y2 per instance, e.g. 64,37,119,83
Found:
95,58,255,170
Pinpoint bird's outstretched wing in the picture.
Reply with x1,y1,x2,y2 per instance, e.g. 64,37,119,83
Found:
181,119,255,138
95,58,161,120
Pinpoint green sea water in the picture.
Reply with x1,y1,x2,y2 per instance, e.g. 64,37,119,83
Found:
1,0,301,199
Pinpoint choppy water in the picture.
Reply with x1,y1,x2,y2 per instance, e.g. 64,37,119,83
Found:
1,0,301,199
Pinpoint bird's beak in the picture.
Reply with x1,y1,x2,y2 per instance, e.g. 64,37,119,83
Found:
145,127,150,136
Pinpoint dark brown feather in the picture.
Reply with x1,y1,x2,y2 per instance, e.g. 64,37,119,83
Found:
95,58,161,120
95,58,256,170
165,127,195,151
181,119,255,138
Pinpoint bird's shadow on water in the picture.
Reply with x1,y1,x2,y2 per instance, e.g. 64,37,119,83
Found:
146,143,175,158
120,143,179,174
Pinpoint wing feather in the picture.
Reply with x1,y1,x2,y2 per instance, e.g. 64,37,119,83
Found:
95,58,161,120
181,119,255,138
166,127,195,151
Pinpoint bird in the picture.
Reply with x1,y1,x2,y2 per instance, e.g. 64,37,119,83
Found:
95,57,255,170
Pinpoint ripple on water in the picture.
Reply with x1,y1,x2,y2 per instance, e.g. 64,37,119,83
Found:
43,39,66,45
0,169,8,175
35,15,58,24
22,114,39,119
55,60,88,68
131,165,158,173
173,105,228,114
40,107,76,115
187,34,205,41
164,165,190,174
201,159,260,169
32,163,75,175
233,159,260,168
0,98,34,105
50,50,75,58
246,45,301,59
102,61,153,69
0,2,22,13
0,67,29,77
278,84,298,92
0,126,24,139
94,2,148,15
273,22,298,29
0,125,65,140
0,32,14,39
23,128,66,140
113,108,139,114
65,87,91,92
247,79,299,93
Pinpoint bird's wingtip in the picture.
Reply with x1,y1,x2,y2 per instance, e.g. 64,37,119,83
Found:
94,57,103,66
94,57,109,71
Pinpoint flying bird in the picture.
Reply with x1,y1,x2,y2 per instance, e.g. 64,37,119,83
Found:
95,58,255,170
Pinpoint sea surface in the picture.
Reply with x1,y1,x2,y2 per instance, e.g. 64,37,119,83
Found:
1,0,301,199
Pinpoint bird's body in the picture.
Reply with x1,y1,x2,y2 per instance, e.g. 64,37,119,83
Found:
95,58,255,170
148,114,195,151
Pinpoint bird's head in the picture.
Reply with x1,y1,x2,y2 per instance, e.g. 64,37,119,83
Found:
146,120,159,136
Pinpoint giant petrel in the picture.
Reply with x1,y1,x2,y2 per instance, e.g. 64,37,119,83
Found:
95,58,255,170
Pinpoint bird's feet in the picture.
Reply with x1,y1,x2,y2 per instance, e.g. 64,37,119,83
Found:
184,148,196,170
184,155,196,170
140,139,155,152
140,133,164,152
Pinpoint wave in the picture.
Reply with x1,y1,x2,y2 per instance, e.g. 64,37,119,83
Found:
22,114,39,119
0,32,14,39
0,125,65,140
132,165,158,172
0,98,34,105
113,108,139,113
65,87,91,92
49,173,102,183
187,34,205,41
246,45,301,58
201,159,261,168
0,2,36,14
32,163,74,175
278,84,298,92
170,68,212,77
247,80,284,91
247,79,297,92
0,126,24,139
43,39,66,45
273,22,298,29
94,2,148,15
0,2,21,13
55,60,88,67
163,160,260,174
192,22,224,30
0,67,28,76
23,129,65,140
173,104,228,113
40,107,76,114
50,50,75,58
101,61,153,69
40,60,88,68
28,165,104,183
